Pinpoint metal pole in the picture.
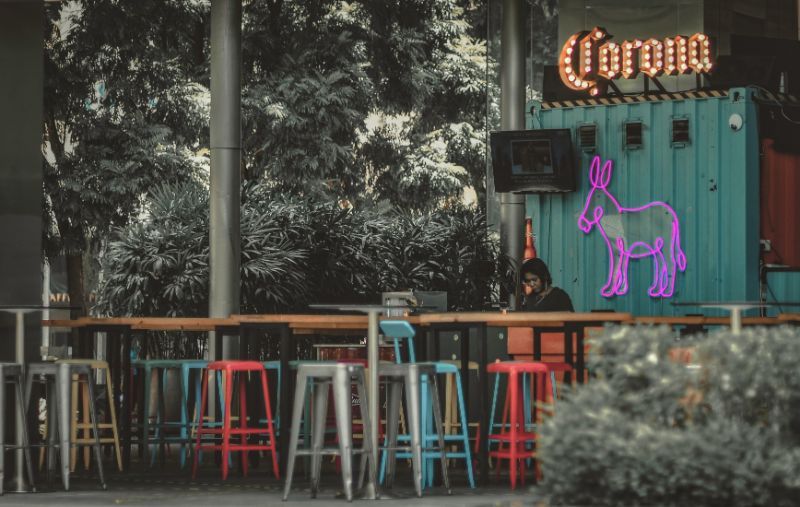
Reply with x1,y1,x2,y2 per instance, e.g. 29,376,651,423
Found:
14,311,28,492
364,310,380,499
209,0,241,361
730,308,742,335
500,0,526,309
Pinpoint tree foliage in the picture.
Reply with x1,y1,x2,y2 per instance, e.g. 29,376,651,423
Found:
239,0,490,208
44,0,209,257
44,0,491,312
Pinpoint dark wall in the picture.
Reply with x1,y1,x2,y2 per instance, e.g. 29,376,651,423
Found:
705,0,799,55
0,0,44,360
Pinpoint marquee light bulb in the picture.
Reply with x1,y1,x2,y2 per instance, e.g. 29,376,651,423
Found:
559,30,711,93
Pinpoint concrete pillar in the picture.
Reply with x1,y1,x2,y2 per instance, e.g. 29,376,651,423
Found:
209,0,241,359
0,0,44,312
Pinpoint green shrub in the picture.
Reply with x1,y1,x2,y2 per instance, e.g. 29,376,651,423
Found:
94,180,498,317
538,325,800,507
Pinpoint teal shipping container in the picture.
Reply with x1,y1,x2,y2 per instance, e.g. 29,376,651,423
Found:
525,86,800,316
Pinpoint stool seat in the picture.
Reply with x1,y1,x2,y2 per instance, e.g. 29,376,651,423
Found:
292,362,360,376
0,362,22,376
131,359,184,367
432,362,467,374
56,359,107,368
487,361,549,374
207,360,265,371
381,362,438,377
438,359,480,370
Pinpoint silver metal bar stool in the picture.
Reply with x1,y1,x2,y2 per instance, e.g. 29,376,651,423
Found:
25,362,106,491
283,362,377,501
382,362,451,497
1,363,35,495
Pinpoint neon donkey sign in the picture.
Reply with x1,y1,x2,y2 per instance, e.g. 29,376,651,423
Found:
577,156,686,298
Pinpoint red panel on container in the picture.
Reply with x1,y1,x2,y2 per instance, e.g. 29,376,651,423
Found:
761,139,800,268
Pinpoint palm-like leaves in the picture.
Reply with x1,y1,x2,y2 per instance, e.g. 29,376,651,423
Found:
95,182,498,317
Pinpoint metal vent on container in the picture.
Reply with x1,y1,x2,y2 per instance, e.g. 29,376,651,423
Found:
625,122,643,149
671,118,690,145
577,125,597,151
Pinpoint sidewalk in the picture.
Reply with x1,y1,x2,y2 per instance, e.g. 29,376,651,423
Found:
1,470,543,506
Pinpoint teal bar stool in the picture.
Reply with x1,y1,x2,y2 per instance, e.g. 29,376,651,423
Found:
131,359,177,466
259,360,281,430
378,320,475,488
175,360,213,467
133,359,223,467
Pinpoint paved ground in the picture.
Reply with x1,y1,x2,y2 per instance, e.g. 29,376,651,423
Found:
2,468,545,506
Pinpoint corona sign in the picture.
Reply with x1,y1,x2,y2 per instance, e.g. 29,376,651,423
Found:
559,27,712,96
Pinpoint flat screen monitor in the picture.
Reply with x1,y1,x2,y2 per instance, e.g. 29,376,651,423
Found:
491,129,576,193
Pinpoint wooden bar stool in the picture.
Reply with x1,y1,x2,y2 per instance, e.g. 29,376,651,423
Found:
56,359,122,472
439,359,479,449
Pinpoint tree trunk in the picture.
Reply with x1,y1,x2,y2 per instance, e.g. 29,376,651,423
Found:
66,252,86,318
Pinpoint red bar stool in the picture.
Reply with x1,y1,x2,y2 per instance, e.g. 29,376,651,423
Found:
543,361,573,402
486,361,550,489
192,361,279,480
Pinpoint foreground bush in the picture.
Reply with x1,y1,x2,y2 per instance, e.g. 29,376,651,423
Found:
94,180,497,316
538,325,800,507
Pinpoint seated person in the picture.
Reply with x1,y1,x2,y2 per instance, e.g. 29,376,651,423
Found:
520,258,574,312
